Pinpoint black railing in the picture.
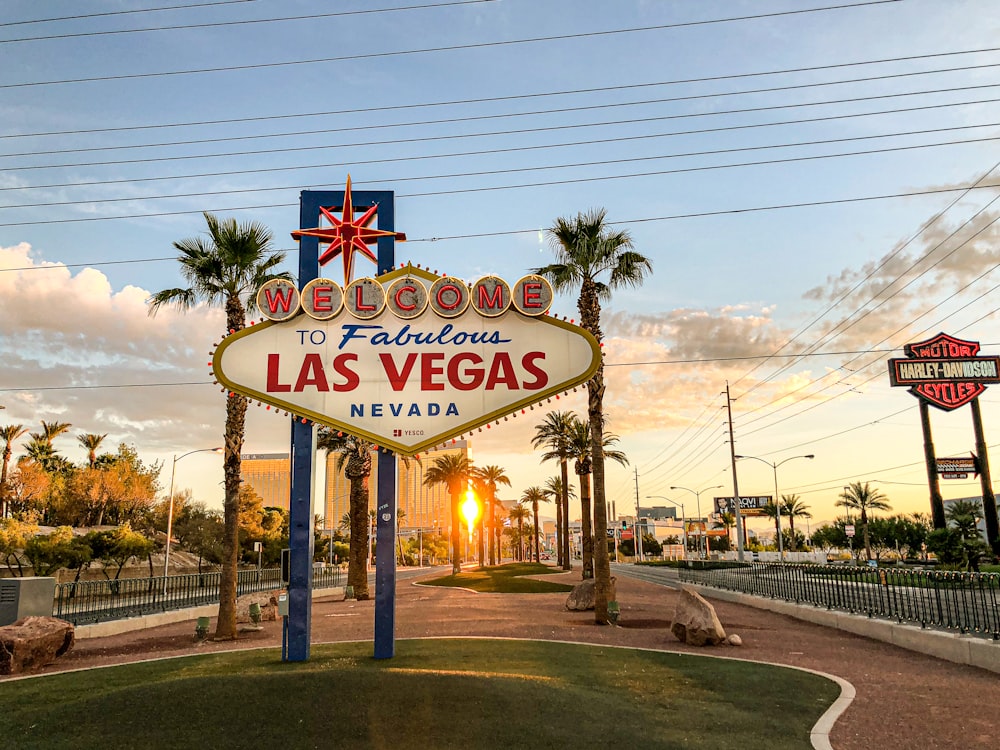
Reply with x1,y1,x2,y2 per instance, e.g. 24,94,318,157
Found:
53,566,342,626
679,563,1000,640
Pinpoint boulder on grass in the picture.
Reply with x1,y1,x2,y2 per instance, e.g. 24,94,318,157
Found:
565,577,617,611
669,586,727,646
0,616,75,675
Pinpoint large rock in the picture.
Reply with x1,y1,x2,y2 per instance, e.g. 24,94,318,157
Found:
565,577,617,611
670,586,727,646
235,590,282,623
0,616,75,675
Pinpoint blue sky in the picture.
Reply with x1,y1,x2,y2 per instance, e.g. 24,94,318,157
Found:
2,0,999,533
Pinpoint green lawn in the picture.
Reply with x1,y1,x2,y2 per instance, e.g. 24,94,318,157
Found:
421,561,575,593
0,639,839,749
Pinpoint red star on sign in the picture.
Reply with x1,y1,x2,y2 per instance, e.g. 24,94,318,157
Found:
291,175,405,283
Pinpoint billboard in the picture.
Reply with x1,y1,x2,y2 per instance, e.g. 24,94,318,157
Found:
888,332,1000,410
713,496,772,517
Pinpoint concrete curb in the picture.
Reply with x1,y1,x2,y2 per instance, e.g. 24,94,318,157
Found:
677,581,1000,675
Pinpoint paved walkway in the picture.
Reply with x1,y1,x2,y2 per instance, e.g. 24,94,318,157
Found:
17,566,1000,749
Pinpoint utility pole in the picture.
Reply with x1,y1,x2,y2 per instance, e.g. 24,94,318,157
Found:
724,382,746,562
633,468,643,562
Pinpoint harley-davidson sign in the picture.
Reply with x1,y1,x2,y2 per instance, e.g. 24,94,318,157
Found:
213,266,601,455
888,332,1000,411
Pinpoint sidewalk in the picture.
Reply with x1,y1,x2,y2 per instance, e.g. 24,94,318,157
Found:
25,566,1000,749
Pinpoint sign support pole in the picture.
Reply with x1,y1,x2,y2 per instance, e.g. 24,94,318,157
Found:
971,397,1000,555
919,400,946,529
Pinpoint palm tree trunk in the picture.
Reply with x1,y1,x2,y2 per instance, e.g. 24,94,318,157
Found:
533,503,541,562
348,480,370,599
488,493,496,566
477,514,485,567
450,492,461,574
555,486,563,567
560,459,571,571
579,474,593,579
215,389,246,640
861,509,872,561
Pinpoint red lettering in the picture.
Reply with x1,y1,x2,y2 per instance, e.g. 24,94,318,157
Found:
355,285,376,311
264,287,296,313
485,352,518,389
331,353,359,392
312,286,334,312
395,285,417,311
379,352,418,391
521,282,542,308
477,284,505,310
436,284,462,310
447,353,484,391
521,352,548,389
294,354,329,392
266,353,291,392
421,353,445,391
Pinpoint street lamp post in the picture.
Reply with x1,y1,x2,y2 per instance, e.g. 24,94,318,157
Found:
163,447,222,595
734,454,815,561
669,485,722,559
646,495,686,559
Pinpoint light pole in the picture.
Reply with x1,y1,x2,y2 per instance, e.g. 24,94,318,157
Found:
646,495,686,559
669,485,722,559
735,454,815,560
163,447,222,595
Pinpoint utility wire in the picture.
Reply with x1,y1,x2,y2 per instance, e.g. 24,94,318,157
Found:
3,0,256,27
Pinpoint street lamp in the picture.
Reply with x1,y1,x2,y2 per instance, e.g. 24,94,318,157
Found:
734,454,815,560
163,447,222,595
669,485,722,559
646,495,686,559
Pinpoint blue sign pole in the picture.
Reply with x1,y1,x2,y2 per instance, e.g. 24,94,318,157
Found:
288,187,398,662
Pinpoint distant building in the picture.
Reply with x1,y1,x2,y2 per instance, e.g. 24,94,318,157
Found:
240,440,471,533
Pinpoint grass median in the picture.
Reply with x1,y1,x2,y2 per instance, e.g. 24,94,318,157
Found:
421,561,575,593
0,638,838,749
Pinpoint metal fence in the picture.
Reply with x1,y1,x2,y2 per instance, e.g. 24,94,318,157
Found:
678,563,1000,640
53,566,342,625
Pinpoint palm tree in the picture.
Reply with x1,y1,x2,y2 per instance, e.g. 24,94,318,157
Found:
0,424,29,518
471,465,510,566
713,511,736,547
543,475,575,564
531,410,576,571
837,482,891,562
781,494,812,552
521,486,549,562
31,420,71,447
537,208,651,623
423,453,474,574
316,428,375,599
148,211,290,639
508,503,531,561
77,433,107,468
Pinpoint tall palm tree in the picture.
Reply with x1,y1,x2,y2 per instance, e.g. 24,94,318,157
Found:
316,428,375,599
543,475,574,565
508,503,531,561
77,433,107,468
31,420,71,447
148,211,290,639
0,424,28,518
471,465,510,566
423,453,474,575
531,410,576,571
521,486,549,562
781,494,812,552
837,482,891,562
537,208,651,623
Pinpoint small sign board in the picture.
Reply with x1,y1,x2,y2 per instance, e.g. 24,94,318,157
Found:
936,456,977,479
845,524,856,538
714,496,772,517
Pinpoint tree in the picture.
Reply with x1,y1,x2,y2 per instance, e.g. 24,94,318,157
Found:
77,433,107,468
423,453,473,574
0,517,36,576
836,482,891,562
23,527,80,576
0,424,29,518
88,524,154,581
31,420,72,448
531,410,576,571
148,211,291,639
508,503,531,561
537,208,651,623
520,486,548,562
173,502,225,573
781,495,812,552
542,475,574,565
471,465,510,566
316,429,375,600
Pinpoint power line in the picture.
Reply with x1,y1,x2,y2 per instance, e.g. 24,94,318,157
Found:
5,127,994,211
3,0,256,27
0,3,919,90
5,50,996,142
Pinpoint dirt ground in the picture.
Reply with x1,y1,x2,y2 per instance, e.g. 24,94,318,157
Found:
13,567,1000,749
